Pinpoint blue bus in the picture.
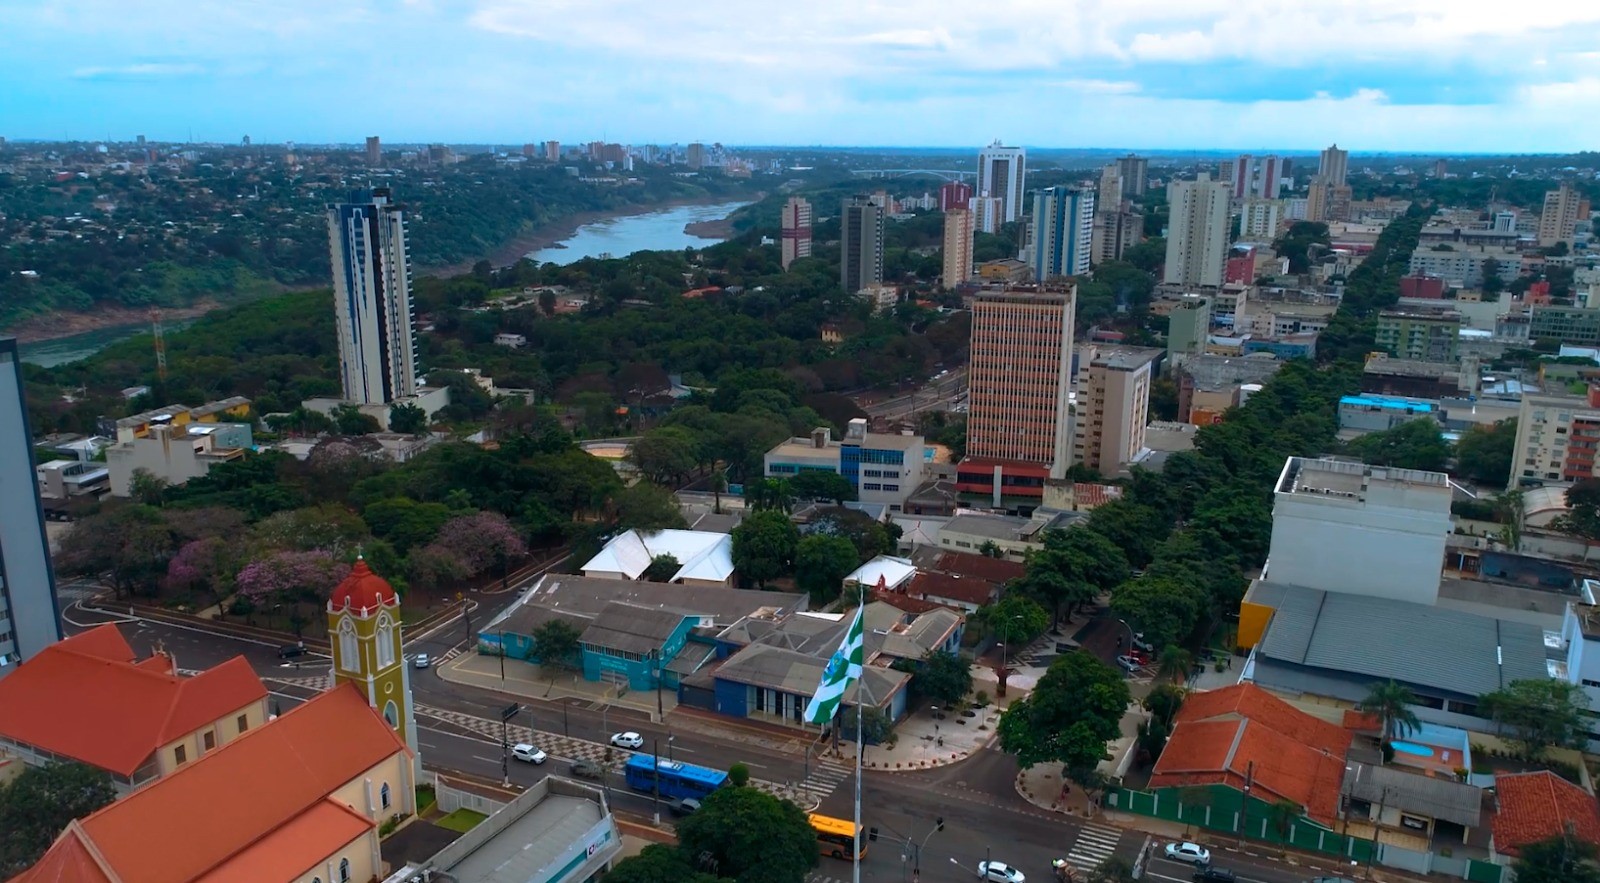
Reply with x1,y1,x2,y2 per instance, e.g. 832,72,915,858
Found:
623,755,728,800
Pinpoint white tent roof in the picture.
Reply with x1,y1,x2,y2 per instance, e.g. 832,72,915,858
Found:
581,529,735,583
843,555,917,591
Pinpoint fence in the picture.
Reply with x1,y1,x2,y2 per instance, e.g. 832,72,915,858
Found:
434,774,508,816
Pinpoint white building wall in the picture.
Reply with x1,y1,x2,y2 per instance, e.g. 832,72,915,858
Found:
1267,480,1452,604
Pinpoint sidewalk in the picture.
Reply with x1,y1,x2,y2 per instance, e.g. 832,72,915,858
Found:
436,652,674,722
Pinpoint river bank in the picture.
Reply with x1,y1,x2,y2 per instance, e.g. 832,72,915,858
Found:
5,300,221,344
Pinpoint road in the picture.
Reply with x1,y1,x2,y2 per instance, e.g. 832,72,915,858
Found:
62,598,1347,883
863,369,967,422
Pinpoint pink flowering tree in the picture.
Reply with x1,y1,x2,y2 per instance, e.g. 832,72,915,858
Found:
427,512,527,588
235,550,351,636
165,537,240,617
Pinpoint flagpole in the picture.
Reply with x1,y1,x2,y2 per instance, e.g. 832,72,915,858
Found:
853,587,865,883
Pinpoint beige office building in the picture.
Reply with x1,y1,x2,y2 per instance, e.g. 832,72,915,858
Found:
965,285,1076,477
1073,346,1157,472
942,207,975,288
1539,182,1584,249
1164,175,1232,287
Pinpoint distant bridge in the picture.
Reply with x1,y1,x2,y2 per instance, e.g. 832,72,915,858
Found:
849,169,974,183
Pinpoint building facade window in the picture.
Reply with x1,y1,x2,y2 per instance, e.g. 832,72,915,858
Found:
174,745,187,765
340,859,351,882
376,615,395,668
381,782,391,809
339,620,359,672
383,700,399,728
237,714,249,733
202,731,216,751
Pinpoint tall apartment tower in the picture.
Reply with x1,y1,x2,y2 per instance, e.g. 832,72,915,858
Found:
1539,182,1584,248
939,181,974,213
686,143,706,169
1030,186,1095,281
942,207,975,289
1228,154,1253,200
1092,208,1141,265
1239,198,1284,240
543,140,560,162
1163,175,1233,287
365,136,381,166
978,140,1027,224
1098,164,1124,210
0,338,62,672
1072,345,1156,473
1318,144,1349,186
780,197,813,270
969,196,1003,234
965,286,1077,481
328,189,417,405
840,196,885,294
1115,154,1149,198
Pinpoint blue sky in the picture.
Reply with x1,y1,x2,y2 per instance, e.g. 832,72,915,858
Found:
5,0,1600,151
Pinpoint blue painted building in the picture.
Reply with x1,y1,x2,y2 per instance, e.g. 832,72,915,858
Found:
764,419,928,511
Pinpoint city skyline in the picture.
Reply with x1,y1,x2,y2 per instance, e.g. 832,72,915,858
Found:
7,2,1600,151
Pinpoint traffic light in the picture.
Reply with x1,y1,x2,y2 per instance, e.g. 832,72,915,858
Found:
868,827,879,842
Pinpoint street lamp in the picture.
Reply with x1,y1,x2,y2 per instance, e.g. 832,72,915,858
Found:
911,816,944,883
929,705,940,744
668,733,676,762
1117,618,1136,652
652,737,663,826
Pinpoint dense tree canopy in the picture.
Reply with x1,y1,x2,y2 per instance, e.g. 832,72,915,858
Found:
998,652,1131,771
0,762,117,875
674,786,818,883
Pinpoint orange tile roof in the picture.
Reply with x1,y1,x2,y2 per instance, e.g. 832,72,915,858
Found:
1491,770,1600,857
1342,710,1382,733
195,799,375,883
0,626,268,777
6,824,114,883
1152,684,1353,824
10,683,408,883
933,551,1025,583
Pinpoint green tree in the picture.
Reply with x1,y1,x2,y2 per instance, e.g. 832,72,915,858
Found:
331,403,381,435
530,619,583,674
730,510,799,588
1272,221,1332,274
1155,645,1193,684
602,844,722,883
727,762,751,787
974,595,1050,647
1513,831,1600,883
1554,479,1600,546
361,496,453,554
794,534,861,600
1109,576,1206,651
977,540,1003,558
128,468,169,506
54,502,177,599
745,477,794,513
1481,259,1506,296
1344,418,1451,472
1455,419,1517,486
1142,683,1186,728
0,762,117,875
1082,501,1168,569
675,785,818,883
1017,527,1130,625
612,482,689,532
908,649,974,706
1358,680,1422,746
629,426,701,486
642,554,681,582
1479,679,1591,759
998,651,1131,770
1087,857,1139,883
388,402,428,434
787,470,857,504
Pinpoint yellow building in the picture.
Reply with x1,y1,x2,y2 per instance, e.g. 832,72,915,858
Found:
112,396,253,442
329,558,421,774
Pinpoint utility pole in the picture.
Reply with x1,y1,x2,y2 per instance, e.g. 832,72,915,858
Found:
1364,786,1390,879
652,738,662,826
1237,760,1254,845
499,702,519,788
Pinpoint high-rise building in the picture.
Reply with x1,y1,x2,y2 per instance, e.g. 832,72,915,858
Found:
1163,175,1232,287
686,142,706,170
780,196,813,271
1115,154,1149,198
961,286,1077,501
1239,198,1284,240
1540,182,1584,248
1029,186,1095,281
1318,144,1349,186
1092,209,1141,265
1328,184,1353,223
1097,164,1124,210
543,140,560,162
840,196,885,294
1230,155,1285,200
0,337,61,672
1433,159,1448,178
328,189,417,405
942,207,975,289
1305,176,1331,223
1228,154,1253,200
977,140,1027,224
364,136,381,166
939,181,974,213
1167,296,1212,361
1073,345,1156,472
1257,155,1285,199
969,195,1003,234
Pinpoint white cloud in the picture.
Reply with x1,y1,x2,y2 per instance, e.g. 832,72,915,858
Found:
72,63,205,79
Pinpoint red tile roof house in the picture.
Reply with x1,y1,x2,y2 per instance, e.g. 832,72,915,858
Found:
902,552,1023,613
1150,684,1354,827
0,626,269,793
1490,770,1600,862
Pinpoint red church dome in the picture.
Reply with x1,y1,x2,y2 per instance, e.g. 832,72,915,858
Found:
329,559,398,614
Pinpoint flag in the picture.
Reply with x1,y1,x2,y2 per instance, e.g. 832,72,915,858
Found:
804,605,865,725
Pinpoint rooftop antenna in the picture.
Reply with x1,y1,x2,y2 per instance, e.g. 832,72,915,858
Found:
149,307,168,382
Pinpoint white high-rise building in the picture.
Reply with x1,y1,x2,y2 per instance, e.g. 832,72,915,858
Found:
0,337,62,671
1163,175,1232,288
780,196,812,270
977,140,1027,224
1030,186,1094,281
969,195,1003,234
328,189,418,405
942,207,975,289
1239,198,1284,240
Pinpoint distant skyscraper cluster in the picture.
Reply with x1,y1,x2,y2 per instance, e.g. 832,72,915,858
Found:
328,188,417,405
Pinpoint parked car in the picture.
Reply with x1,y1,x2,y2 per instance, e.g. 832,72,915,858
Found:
570,759,603,779
1164,842,1210,865
277,644,306,659
978,861,1025,883
511,743,547,764
1131,633,1154,652
1115,655,1143,672
610,731,644,749
412,653,431,669
1192,868,1235,882
1307,878,1358,883
666,797,701,816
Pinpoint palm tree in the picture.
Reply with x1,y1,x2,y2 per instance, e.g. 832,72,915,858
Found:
1156,646,1193,684
710,465,728,514
1359,680,1422,748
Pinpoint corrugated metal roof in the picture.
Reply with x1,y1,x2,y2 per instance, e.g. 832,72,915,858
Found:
1256,584,1549,697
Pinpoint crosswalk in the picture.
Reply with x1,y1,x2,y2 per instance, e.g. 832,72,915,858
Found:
806,872,850,883
414,704,852,804
1060,822,1122,872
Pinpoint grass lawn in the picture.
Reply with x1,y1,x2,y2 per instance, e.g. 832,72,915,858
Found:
415,784,436,815
435,808,488,833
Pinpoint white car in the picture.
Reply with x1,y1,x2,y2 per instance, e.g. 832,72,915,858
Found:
511,743,547,764
1115,655,1143,673
978,861,1025,883
610,731,644,749
412,653,431,669
1131,633,1154,652
1164,842,1211,865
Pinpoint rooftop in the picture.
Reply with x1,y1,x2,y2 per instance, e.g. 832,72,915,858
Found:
442,789,604,883
1491,770,1600,857
1339,394,1437,414
844,555,917,591
1343,763,1484,829
1276,456,1450,497
1363,355,1460,380
1089,346,1163,371
941,512,1035,541
580,529,734,584
579,602,696,657
487,574,804,637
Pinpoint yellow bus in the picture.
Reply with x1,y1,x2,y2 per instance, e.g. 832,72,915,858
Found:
809,813,867,860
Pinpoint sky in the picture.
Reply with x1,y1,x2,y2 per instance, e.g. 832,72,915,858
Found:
6,0,1600,152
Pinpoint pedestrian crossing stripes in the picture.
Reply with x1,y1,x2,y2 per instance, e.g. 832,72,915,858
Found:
805,874,848,883
413,704,851,804
1061,823,1122,871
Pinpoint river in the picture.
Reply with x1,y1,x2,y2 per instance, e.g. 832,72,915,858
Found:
524,199,750,265
17,199,750,367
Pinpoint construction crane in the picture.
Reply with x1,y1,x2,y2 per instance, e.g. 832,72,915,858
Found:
149,307,167,382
